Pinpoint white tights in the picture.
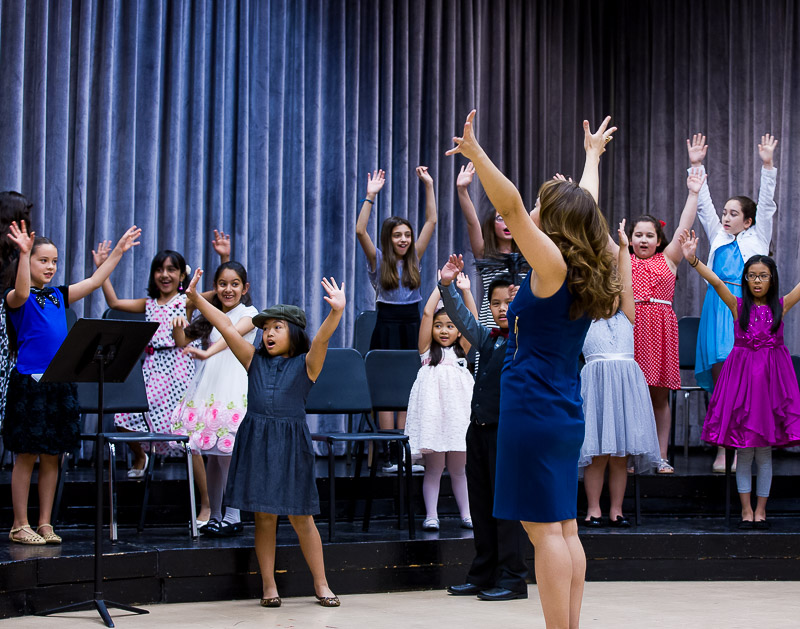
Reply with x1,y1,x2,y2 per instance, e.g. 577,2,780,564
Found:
207,455,240,524
422,451,470,521
735,447,772,497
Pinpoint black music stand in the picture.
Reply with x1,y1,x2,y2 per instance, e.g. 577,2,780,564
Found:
37,318,158,628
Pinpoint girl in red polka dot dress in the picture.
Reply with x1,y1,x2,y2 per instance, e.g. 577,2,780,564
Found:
626,169,706,472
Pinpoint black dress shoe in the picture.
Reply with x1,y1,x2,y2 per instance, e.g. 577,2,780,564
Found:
477,587,528,601
582,516,603,528
447,583,484,596
609,515,631,528
738,519,754,530
204,520,244,537
754,520,771,530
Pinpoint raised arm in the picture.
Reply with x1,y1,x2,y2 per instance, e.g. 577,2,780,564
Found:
306,277,346,381
617,220,635,324
455,270,479,322
417,283,441,354
183,315,255,360
686,133,720,242
578,118,615,203
212,229,231,264
679,229,737,318
414,166,438,259
663,168,706,267
356,170,384,272
184,269,256,370
439,254,489,350
69,226,141,304
753,134,778,245
92,240,147,312
4,221,34,309
456,163,486,257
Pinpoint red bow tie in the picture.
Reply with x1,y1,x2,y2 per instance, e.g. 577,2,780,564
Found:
490,328,509,339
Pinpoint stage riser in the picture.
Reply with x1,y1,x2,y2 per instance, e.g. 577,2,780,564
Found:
2,532,799,620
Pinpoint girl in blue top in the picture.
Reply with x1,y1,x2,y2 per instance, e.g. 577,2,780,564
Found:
356,167,437,449
3,221,140,545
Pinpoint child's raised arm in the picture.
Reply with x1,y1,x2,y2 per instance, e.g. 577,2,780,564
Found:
4,221,34,309
355,170,384,272
418,283,441,355
617,220,635,324
212,229,231,264
663,168,706,267
414,166,438,259
92,240,147,312
456,163,486,258
69,226,141,304
679,229,738,318
184,269,256,370
182,316,256,360
753,134,779,245
306,277,346,381
455,270,479,322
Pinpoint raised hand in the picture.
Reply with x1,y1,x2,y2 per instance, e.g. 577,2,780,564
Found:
7,220,35,254
440,253,464,285
366,169,386,195
758,133,778,168
415,165,433,186
686,167,707,194
171,315,189,329
457,163,475,188
552,173,574,183
92,240,112,268
115,226,142,253
686,133,708,166
678,229,699,262
617,219,629,248
456,272,471,291
583,116,616,156
509,284,519,300
446,109,482,160
321,277,346,312
185,268,203,299
212,229,231,258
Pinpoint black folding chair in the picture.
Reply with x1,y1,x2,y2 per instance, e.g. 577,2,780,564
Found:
309,348,414,541
55,364,198,541
352,310,377,356
669,316,709,467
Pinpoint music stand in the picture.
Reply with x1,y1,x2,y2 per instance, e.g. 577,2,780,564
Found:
37,319,158,628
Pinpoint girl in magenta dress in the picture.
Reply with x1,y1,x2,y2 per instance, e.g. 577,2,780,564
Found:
680,230,800,529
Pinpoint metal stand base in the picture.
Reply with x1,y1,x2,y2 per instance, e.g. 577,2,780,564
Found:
38,596,148,628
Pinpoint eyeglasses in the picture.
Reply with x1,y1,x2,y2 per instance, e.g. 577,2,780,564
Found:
745,273,771,282
494,215,506,224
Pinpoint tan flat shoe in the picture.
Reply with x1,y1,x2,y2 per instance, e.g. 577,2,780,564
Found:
9,525,46,545
315,594,341,607
37,524,62,544
260,597,281,608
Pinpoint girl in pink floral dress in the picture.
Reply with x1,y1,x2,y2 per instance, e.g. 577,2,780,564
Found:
171,261,257,536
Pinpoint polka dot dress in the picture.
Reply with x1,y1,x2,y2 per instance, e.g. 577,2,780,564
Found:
630,252,680,390
115,294,197,454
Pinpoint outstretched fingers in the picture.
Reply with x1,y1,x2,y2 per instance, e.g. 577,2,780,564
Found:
186,268,203,296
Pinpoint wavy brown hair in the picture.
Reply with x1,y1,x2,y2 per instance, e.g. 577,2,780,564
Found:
538,180,621,320
378,216,420,291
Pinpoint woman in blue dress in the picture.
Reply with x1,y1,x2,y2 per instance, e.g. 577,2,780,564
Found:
448,112,621,629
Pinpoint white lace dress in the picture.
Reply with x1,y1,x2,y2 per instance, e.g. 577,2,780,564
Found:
404,346,474,454
579,310,661,472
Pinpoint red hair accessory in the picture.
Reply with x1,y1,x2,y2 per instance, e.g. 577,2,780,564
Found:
659,220,666,227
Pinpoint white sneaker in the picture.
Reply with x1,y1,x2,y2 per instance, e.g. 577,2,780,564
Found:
411,464,425,473
382,464,399,473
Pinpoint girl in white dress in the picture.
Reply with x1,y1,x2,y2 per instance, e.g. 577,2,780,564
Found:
405,276,476,531
171,262,258,535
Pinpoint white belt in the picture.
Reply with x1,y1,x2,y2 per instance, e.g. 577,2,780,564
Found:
585,352,635,363
635,298,672,305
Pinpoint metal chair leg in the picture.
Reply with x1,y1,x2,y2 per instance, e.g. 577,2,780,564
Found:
185,445,198,539
108,443,118,542
683,391,691,466
725,447,734,526
402,441,414,539
362,440,380,532
138,447,155,533
633,471,641,526
668,390,677,465
53,452,69,524
328,440,336,542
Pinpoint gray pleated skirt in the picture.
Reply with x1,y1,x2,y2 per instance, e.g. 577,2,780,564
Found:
224,410,319,515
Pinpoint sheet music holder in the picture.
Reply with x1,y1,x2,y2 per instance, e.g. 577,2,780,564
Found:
37,318,158,628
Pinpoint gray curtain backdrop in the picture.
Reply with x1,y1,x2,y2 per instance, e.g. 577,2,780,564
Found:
1,0,799,441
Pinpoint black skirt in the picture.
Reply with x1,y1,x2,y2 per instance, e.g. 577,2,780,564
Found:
369,302,421,351
2,370,80,455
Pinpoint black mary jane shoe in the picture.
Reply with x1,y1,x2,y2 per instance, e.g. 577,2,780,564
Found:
204,520,244,538
447,583,484,596
477,587,528,601
754,520,771,531
199,518,220,534
582,516,603,528
737,519,754,530
609,515,631,528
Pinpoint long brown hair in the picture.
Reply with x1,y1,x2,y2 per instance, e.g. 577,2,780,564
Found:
481,211,519,258
0,191,33,291
378,217,420,290
538,180,621,320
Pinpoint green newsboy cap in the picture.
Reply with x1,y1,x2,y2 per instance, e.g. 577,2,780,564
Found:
252,304,307,330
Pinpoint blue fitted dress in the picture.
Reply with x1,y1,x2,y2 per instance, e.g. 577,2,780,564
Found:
695,241,743,392
494,276,591,523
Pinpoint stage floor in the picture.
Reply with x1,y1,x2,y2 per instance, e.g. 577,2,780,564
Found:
3,582,799,629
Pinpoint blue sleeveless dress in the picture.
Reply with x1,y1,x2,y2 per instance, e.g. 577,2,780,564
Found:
695,241,743,392
494,275,590,523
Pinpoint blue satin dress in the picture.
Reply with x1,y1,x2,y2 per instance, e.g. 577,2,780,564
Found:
695,241,743,392
494,276,590,523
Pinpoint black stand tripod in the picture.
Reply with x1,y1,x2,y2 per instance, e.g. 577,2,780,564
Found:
37,319,158,627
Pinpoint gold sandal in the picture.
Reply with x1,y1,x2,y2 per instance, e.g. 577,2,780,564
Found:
260,597,281,608
9,525,46,545
315,594,341,607
36,524,62,544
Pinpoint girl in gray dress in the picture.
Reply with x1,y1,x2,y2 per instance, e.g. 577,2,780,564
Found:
184,269,345,609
